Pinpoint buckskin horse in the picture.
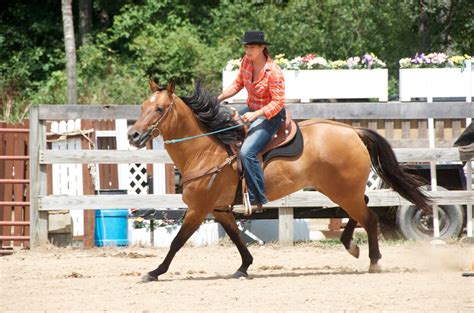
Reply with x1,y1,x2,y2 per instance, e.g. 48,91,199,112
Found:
128,80,431,282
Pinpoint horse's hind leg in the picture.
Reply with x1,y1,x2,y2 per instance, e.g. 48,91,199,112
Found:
365,209,382,273
342,199,382,273
340,218,359,258
213,209,253,278
340,195,369,259
143,209,208,282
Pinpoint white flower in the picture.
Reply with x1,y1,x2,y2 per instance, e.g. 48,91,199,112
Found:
225,59,241,71
289,56,304,70
306,56,329,69
399,58,411,68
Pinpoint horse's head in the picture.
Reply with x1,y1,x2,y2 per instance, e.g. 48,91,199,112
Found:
128,79,175,148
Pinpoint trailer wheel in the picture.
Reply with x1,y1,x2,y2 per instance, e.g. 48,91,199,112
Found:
396,186,464,240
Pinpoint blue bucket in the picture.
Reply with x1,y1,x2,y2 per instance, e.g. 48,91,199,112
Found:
95,209,129,247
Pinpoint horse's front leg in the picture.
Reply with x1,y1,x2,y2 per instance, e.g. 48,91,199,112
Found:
142,208,208,282
213,209,253,278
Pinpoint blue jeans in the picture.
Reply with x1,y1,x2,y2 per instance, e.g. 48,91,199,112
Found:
239,107,285,205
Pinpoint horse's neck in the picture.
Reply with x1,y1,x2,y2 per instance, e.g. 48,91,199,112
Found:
161,99,226,174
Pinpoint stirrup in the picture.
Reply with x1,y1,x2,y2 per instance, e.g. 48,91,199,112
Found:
243,192,252,215
231,192,253,215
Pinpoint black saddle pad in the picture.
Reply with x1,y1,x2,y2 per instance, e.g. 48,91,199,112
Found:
231,125,304,207
263,124,304,164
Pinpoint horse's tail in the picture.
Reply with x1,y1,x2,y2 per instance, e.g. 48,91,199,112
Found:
357,128,432,212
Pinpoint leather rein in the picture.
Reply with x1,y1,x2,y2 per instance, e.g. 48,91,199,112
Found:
145,95,237,190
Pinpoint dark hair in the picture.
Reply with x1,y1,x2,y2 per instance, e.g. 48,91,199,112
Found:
181,82,245,146
263,46,270,58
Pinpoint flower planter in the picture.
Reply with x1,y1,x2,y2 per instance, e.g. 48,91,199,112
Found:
153,225,181,247
399,62,473,102
129,227,151,246
129,223,223,247
223,69,388,103
222,70,247,103
296,69,388,102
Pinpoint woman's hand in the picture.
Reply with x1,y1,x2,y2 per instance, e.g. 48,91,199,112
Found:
242,110,264,123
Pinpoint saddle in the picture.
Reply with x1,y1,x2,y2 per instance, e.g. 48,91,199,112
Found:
230,110,304,215
231,109,300,168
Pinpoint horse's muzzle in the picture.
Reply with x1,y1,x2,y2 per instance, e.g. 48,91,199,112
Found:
127,128,149,148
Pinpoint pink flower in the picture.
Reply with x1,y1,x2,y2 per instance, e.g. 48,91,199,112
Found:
302,54,316,63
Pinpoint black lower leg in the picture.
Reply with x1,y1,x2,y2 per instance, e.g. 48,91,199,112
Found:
148,217,203,279
214,211,253,276
366,210,382,264
340,218,357,250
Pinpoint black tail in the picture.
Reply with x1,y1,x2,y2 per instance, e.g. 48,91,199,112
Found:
357,128,432,212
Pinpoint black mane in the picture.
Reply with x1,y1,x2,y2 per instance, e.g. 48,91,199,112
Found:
181,83,245,146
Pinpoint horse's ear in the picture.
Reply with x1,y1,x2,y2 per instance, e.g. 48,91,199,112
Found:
166,79,175,96
149,79,159,93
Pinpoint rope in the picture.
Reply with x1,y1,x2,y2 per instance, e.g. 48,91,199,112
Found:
164,123,246,144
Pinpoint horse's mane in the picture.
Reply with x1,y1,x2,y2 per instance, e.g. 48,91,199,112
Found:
181,82,245,146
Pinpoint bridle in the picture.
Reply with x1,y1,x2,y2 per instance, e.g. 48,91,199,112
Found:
139,93,239,190
144,94,174,139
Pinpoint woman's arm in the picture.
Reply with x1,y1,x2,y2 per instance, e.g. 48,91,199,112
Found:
218,66,245,102
217,84,240,102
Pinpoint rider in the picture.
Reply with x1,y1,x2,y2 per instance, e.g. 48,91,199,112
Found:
218,30,286,210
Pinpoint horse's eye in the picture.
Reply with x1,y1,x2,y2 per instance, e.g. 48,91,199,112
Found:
156,107,164,113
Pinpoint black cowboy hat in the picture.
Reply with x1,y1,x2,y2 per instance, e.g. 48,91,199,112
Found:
242,31,271,45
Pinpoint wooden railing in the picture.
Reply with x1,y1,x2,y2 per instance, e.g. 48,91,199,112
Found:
29,102,473,246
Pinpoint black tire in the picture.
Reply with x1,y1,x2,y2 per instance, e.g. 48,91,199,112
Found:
396,186,464,240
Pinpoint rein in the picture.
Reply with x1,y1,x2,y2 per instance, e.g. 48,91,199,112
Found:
164,123,245,144
145,96,243,189
145,96,246,145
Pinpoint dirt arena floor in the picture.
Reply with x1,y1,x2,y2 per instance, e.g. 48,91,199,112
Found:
1,240,473,312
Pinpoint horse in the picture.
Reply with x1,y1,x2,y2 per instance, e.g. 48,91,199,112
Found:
128,80,431,281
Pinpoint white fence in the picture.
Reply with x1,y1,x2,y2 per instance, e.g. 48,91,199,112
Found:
30,102,473,246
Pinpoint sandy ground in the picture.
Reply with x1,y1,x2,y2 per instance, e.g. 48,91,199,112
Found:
1,240,473,312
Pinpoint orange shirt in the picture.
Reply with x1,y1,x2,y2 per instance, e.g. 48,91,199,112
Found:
231,56,285,119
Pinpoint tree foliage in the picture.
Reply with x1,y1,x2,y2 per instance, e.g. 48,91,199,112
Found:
1,0,472,121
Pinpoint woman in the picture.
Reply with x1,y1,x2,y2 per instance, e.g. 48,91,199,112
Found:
217,30,286,210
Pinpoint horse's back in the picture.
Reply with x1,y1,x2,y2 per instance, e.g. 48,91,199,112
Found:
303,118,370,173
264,118,370,196
298,118,366,154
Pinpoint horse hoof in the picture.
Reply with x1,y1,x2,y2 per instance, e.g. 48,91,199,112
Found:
141,273,158,282
368,263,382,273
232,270,248,279
347,241,360,259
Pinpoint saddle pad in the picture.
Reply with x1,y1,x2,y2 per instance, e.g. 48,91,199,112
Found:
263,124,304,164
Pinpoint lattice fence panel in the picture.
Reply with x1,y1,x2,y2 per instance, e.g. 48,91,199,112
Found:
128,163,148,195
366,170,382,191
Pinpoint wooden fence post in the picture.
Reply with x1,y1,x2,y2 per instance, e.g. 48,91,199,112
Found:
29,106,48,246
278,207,294,246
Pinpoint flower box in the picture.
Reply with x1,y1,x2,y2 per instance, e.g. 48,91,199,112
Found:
399,61,473,102
222,69,388,103
295,69,388,102
129,222,223,247
222,70,248,102
129,227,152,246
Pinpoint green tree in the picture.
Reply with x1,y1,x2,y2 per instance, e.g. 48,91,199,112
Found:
1,0,472,121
